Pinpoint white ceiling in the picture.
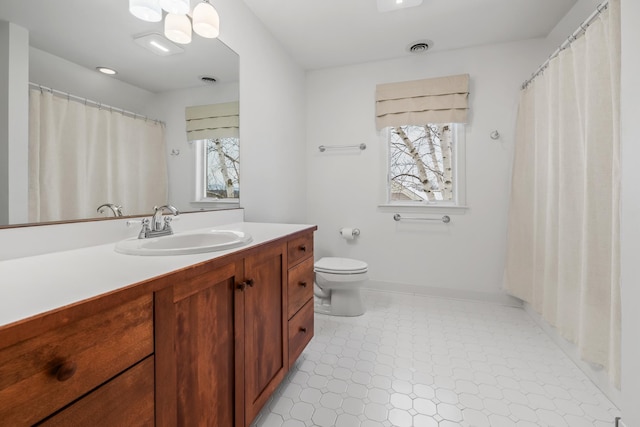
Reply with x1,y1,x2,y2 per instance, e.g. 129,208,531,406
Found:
0,0,578,91
241,0,578,70
0,0,239,93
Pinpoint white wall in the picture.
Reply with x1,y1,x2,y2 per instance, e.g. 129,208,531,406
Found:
213,0,308,223
545,0,602,48
619,0,640,424
306,39,547,298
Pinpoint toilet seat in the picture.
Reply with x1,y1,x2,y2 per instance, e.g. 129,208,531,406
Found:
314,257,368,274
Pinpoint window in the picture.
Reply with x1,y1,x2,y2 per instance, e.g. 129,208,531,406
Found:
375,74,469,208
193,137,239,202
384,123,465,206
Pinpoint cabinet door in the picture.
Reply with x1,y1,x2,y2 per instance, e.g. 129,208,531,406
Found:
155,263,244,427
243,243,287,424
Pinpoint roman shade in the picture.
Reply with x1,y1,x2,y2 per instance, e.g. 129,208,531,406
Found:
185,101,239,140
375,74,469,129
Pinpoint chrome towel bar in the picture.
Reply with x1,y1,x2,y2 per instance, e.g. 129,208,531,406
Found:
318,143,366,152
393,213,451,223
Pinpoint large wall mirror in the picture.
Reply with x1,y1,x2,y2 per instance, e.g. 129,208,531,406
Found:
0,0,240,227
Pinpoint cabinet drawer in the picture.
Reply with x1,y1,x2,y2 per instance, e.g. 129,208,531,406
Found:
288,299,314,368
0,294,154,426
288,257,314,319
39,356,155,427
287,233,313,267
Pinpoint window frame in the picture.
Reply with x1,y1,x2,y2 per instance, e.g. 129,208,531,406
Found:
378,123,468,212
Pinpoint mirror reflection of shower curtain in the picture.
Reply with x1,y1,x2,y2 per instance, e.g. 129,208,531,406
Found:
505,0,620,387
28,89,168,222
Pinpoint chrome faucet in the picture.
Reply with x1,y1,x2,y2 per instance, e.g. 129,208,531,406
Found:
138,204,180,239
97,203,123,217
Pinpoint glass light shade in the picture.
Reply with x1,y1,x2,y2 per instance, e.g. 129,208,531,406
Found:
164,13,192,44
159,0,190,15
193,2,220,39
129,0,162,22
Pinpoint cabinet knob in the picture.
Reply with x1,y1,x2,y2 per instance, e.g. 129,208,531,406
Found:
236,282,246,291
299,245,306,252
299,327,307,333
55,361,77,382
299,281,307,288
245,279,255,288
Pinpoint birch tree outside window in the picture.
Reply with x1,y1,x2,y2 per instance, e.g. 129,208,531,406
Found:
186,101,239,202
205,137,239,199
387,123,461,203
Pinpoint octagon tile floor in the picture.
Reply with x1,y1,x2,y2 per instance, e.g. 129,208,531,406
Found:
252,290,620,427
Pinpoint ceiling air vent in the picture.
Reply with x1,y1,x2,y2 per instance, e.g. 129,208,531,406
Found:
407,40,432,54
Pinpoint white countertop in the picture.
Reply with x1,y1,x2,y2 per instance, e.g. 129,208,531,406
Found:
0,222,315,328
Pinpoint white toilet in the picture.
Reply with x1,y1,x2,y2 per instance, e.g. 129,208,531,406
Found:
314,257,368,316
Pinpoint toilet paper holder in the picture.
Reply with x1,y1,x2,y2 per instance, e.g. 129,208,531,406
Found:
339,228,360,237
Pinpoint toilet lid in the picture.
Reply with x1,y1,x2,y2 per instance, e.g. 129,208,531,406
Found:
315,257,368,274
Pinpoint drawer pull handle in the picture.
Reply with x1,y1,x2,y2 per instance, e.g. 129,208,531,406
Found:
299,245,306,252
299,327,307,333
55,361,77,382
299,281,307,288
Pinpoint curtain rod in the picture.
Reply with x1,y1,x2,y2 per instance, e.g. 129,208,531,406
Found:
28,82,165,125
521,0,609,90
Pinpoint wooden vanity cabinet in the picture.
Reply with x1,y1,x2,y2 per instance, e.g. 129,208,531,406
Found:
38,356,155,427
286,234,315,367
155,261,243,427
0,293,154,426
243,242,289,424
0,226,316,427
155,240,291,427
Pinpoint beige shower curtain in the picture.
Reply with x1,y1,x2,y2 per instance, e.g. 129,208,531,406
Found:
504,0,620,386
28,89,168,222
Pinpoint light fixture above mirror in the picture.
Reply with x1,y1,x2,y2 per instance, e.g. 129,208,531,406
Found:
129,0,219,44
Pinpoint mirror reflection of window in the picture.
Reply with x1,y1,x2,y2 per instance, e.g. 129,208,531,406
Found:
205,137,239,199
186,102,240,202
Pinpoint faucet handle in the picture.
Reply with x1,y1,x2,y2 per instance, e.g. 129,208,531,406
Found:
163,216,174,233
137,218,151,239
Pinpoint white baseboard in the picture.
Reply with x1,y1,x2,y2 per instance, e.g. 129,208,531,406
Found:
523,302,621,409
363,280,523,307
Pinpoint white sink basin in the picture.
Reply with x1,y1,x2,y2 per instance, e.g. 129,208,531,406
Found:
115,229,253,256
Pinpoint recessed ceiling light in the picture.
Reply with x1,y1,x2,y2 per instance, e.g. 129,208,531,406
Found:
96,67,117,75
377,0,422,12
133,32,185,57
